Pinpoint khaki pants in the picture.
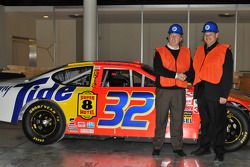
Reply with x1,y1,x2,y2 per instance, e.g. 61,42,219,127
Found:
153,88,186,150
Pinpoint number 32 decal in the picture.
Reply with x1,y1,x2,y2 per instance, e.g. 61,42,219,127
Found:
98,91,155,129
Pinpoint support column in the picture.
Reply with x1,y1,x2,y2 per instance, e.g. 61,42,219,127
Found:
83,0,97,61
0,5,7,67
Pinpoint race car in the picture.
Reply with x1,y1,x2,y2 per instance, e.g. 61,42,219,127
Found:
0,61,249,151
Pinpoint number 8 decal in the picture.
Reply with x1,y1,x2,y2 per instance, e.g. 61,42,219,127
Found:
98,91,154,129
82,100,92,110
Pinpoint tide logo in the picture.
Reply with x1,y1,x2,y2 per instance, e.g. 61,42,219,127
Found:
11,77,76,122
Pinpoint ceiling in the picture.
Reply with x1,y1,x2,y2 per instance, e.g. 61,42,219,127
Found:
2,1,250,23
4,5,250,23
0,0,249,6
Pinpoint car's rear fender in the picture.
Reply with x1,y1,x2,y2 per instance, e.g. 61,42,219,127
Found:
228,91,250,113
227,100,250,119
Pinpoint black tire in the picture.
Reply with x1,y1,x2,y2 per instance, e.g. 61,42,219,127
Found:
224,105,250,152
22,100,66,145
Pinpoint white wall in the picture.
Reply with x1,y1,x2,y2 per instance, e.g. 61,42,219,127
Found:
98,23,141,62
36,19,76,67
237,23,250,72
99,22,237,69
56,20,76,65
4,12,36,67
0,11,77,68
36,20,54,67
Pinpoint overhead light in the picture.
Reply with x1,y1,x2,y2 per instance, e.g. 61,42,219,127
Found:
69,14,83,18
43,15,49,19
218,13,235,17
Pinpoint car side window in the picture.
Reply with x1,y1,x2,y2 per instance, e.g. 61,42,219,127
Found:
52,66,93,86
144,77,155,87
133,71,155,87
133,71,142,87
102,69,130,87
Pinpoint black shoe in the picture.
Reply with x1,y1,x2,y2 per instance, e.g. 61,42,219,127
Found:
191,147,211,156
173,149,186,157
152,149,160,156
214,153,224,162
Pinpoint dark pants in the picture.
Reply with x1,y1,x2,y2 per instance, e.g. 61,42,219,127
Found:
153,88,186,150
198,95,227,154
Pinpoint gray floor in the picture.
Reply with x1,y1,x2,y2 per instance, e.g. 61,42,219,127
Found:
0,122,250,167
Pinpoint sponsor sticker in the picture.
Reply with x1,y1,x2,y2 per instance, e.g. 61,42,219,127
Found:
68,127,78,133
78,91,97,120
193,99,199,113
68,118,76,127
80,129,94,134
87,122,95,129
186,98,193,105
78,122,86,128
184,111,192,124
184,105,193,112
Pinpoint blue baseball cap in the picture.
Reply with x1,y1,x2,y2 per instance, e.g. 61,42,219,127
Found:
168,24,183,35
202,21,219,33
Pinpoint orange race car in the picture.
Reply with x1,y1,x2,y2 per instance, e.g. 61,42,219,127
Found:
0,61,249,152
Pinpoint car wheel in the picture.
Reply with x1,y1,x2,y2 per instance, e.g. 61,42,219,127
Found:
224,105,250,152
22,100,66,145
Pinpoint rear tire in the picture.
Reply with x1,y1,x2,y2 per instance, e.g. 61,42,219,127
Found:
224,104,250,151
22,100,66,145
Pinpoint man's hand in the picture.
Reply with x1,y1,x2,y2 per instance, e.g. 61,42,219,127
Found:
176,73,187,81
219,97,227,104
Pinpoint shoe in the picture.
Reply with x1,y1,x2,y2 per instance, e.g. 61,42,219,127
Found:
152,149,160,156
214,153,224,162
191,147,211,156
173,149,186,157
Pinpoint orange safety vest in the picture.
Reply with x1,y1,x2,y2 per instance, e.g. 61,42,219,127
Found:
193,43,229,85
156,46,191,88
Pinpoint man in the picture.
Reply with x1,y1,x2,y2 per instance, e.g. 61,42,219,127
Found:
191,21,233,162
152,24,194,156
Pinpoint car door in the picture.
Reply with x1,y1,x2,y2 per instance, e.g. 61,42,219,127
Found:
96,64,156,138
52,64,99,135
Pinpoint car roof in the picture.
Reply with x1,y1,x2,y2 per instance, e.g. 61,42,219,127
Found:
67,61,141,68
67,61,155,76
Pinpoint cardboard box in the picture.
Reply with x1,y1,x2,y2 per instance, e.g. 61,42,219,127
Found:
2,65,49,78
239,73,250,94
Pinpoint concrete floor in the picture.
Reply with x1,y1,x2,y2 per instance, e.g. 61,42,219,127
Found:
0,122,250,167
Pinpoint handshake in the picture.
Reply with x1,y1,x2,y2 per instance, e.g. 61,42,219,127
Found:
175,73,187,81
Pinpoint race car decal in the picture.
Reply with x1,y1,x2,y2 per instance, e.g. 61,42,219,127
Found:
0,86,13,97
80,129,94,134
98,91,155,130
11,77,76,122
183,111,192,124
77,91,97,120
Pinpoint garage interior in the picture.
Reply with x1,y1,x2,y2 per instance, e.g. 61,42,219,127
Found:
0,0,250,167
1,3,250,92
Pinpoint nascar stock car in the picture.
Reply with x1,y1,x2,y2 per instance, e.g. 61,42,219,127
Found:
0,61,249,151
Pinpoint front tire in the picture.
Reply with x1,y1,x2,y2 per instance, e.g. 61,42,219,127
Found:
224,105,250,151
22,100,66,145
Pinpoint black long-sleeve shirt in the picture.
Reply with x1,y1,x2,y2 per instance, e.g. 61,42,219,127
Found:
194,42,234,100
153,45,194,89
